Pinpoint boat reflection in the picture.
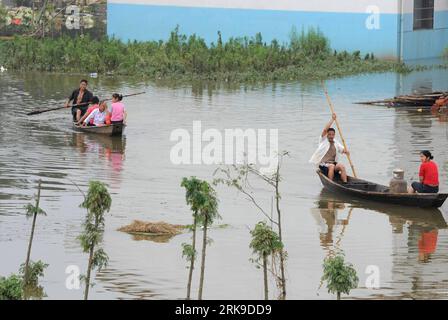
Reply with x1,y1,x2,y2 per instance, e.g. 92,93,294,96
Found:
69,133,126,185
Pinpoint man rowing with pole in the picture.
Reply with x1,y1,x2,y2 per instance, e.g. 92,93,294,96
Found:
309,113,350,183
65,79,94,122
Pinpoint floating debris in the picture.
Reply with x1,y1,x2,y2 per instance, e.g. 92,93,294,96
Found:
356,91,448,108
118,220,185,236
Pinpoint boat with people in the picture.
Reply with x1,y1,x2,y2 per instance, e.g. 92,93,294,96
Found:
72,122,126,136
317,170,448,208
312,84,447,209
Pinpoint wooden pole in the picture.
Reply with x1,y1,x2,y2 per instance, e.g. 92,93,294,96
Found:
321,81,357,178
27,92,146,116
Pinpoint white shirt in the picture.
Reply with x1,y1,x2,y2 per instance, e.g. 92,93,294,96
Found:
84,109,107,126
309,135,345,166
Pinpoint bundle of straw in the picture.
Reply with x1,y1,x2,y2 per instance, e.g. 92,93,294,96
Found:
118,220,185,236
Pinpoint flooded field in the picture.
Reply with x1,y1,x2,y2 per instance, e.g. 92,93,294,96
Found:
0,70,447,299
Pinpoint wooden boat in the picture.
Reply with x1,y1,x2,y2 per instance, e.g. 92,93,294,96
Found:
72,123,125,136
317,170,448,208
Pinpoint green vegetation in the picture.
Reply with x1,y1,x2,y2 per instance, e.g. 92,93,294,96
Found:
19,260,48,287
249,221,283,300
321,253,359,300
78,180,111,300
181,177,220,300
0,26,412,82
0,274,23,300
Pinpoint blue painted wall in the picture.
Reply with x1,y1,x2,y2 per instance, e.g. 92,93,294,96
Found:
401,10,448,61
107,3,399,58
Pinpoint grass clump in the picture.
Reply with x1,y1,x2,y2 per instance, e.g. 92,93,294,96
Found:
118,220,185,236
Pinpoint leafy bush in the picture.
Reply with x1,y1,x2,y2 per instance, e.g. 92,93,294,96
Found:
19,260,48,286
321,254,359,300
0,274,23,300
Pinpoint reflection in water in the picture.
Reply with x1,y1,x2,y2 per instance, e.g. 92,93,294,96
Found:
314,189,448,299
69,133,126,186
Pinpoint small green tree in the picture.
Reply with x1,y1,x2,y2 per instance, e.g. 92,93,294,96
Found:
0,275,23,300
78,181,111,300
196,180,219,300
23,180,46,286
249,221,283,300
181,177,205,300
321,253,359,300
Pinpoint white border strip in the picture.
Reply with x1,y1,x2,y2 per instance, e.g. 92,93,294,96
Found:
108,0,401,14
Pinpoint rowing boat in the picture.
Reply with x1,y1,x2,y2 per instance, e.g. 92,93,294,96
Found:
72,123,125,136
317,170,448,208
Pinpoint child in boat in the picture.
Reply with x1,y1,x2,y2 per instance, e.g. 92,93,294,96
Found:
78,96,100,125
408,150,439,194
82,101,110,127
110,93,127,124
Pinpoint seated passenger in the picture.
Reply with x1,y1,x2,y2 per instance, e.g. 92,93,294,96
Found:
82,101,110,127
309,114,350,183
408,151,439,194
110,93,127,124
78,96,100,125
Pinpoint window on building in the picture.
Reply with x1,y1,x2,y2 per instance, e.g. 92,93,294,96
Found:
413,0,434,30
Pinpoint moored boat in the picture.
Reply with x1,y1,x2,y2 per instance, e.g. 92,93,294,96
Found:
72,123,125,136
317,170,448,208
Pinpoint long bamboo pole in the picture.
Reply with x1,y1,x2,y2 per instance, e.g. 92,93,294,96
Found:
321,81,357,178
27,92,146,116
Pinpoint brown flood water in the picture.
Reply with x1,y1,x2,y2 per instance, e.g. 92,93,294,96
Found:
0,70,447,299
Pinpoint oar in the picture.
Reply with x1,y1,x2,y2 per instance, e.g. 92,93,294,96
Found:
26,102,90,116
321,81,358,178
27,91,146,116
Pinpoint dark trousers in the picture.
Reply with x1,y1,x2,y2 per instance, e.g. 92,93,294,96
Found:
411,182,439,193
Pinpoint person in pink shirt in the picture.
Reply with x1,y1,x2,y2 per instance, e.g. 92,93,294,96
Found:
110,93,127,124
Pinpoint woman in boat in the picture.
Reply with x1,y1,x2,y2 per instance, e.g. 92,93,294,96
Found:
408,151,439,194
82,101,110,127
77,96,100,125
110,93,127,125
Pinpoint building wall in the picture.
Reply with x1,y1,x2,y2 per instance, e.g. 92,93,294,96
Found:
399,0,448,61
107,0,400,59
107,0,448,61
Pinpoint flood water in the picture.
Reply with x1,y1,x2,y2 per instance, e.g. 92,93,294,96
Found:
0,69,447,300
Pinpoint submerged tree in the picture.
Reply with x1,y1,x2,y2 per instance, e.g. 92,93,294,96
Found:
78,181,111,300
196,181,219,300
249,221,283,300
181,177,204,300
214,151,289,299
23,180,47,287
321,253,359,300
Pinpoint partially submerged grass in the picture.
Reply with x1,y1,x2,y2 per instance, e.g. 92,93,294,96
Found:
118,220,185,236
0,26,417,83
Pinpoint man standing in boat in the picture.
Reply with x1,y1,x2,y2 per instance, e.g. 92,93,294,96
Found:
309,114,349,183
65,79,94,122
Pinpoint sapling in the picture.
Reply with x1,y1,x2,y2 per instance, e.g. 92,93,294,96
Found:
249,221,283,300
23,180,47,287
196,180,219,300
181,177,205,300
321,253,359,300
214,151,289,299
78,180,111,300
